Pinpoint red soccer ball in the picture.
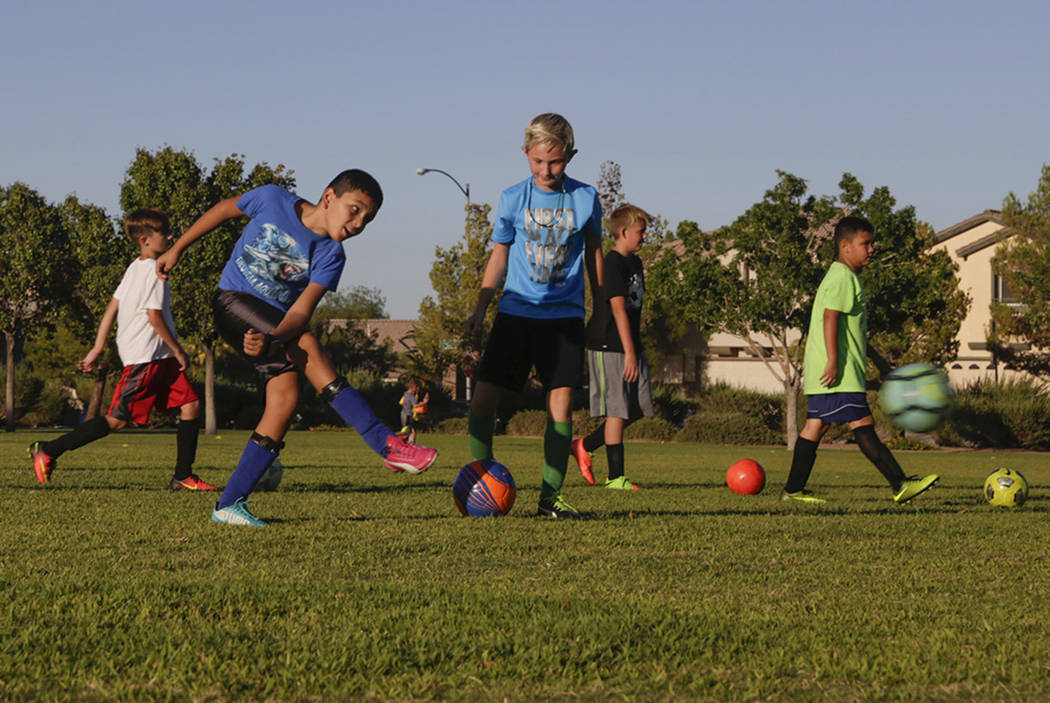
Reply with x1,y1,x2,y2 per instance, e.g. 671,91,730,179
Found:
726,459,765,495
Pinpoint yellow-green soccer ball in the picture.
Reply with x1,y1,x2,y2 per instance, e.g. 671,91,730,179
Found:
983,467,1028,507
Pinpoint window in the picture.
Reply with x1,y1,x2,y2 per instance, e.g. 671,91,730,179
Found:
993,274,1019,305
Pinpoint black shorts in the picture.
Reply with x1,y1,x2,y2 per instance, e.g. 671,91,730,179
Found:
476,313,584,392
213,290,297,384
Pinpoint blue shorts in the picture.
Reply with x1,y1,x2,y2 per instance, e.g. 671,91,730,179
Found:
805,392,871,424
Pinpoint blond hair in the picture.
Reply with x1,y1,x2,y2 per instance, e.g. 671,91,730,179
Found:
524,113,575,153
608,204,650,237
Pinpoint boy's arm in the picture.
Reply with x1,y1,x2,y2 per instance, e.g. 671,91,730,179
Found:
147,309,189,371
78,297,120,372
464,242,510,339
819,308,840,387
585,233,605,347
242,282,328,357
156,196,244,280
608,295,638,382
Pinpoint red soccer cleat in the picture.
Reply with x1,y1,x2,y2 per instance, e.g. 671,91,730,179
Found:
571,438,595,485
169,475,221,491
28,442,55,485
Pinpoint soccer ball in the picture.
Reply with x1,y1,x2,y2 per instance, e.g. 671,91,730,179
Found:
880,363,953,433
726,458,765,495
453,459,517,517
255,458,284,492
984,467,1029,507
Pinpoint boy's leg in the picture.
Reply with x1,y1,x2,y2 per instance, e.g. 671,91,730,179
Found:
783,419,827,496
293,332,435,472
28,415,116,484
851,421,906,490
468,381,500,461
171,400,219,491
215,372,296,511
540,387,573,503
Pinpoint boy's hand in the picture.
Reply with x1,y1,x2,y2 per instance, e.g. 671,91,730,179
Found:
820,358,839,387
623,351,639,383
173,346,190,371
243,329,267,358
156,249,179,281
464,311,486,339
78,349,102,373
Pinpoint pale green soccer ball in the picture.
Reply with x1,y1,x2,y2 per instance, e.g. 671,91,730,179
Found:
256,458,284,492
984,467,1028,507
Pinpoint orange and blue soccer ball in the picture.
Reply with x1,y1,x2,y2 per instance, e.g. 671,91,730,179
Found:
453,459,517,517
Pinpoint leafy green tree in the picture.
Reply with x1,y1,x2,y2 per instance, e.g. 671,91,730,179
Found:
314,286,389,321
414,204,494,389
989,164,1050,376
311,285,396,379
59,195,131,418
654,171,965,447
0,183,74,430
120,147,295,433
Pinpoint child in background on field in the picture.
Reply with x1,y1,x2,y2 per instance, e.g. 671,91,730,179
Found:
156,169,438,526
782,215,939,504
572,204,653,491
29,209,217,491
398,378,429,443
465,113,604,519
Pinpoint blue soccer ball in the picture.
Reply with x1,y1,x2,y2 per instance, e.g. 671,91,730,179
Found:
453,459,517,517
880,363,953,433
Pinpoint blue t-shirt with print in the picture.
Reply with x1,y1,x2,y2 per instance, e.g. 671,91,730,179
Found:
493,175,601,319
218,185,346,312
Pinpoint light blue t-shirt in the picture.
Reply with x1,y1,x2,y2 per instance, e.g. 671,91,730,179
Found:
218,185,345,312
493,176,601,319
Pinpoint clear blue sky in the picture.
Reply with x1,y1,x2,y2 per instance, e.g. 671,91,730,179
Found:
3,0,1049,317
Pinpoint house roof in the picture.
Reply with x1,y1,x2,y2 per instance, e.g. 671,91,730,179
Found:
934,210,1004,244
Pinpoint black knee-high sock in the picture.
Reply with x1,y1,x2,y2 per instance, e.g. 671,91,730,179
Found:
44,416,111,458
853,425,907,491
174,418,200,480
583,417,638,454
784,436,819,493
582,422,606,453
606,443,625,481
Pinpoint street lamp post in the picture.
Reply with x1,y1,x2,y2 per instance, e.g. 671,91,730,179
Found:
416,167,473,401
416,167,470,205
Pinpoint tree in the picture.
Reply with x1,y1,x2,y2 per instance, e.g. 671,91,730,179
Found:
311,285,396,379
989,163,1050,376
414,204,494,389
654,171,965,447
0,183,75,430
314,286,389,321
60,195,131,418
120,147,295,433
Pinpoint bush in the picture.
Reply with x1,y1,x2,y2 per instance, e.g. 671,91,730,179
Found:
505,410,548,437
936,377,1050,450
19,377,81,427
675,410,782,445
435,417,468,435
572,409,603,438
625,416,677,442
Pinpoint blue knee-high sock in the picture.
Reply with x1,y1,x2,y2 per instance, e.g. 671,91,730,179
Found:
329,386,393,456
217,439,277,510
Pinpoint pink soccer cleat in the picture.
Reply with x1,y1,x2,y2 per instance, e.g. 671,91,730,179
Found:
383,435,437,474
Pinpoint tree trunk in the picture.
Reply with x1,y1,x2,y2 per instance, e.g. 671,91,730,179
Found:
204,342,216,435
86,370,106,420
5,333,14,432
784,378,801,450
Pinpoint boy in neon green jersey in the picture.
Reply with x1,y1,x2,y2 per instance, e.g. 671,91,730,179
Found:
782,215,939,504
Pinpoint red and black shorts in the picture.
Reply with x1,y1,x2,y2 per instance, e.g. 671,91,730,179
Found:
108,357,199,425
475,312,585,392
212,289,297,384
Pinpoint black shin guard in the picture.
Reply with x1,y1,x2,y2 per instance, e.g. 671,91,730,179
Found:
605,443,625,481
853,425,906,490
784,436,819,493
174,418,200,480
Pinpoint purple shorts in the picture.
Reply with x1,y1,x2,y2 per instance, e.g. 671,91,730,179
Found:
805,392,871,424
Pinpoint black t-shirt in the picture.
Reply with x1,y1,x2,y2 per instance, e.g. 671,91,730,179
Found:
599,250,644,352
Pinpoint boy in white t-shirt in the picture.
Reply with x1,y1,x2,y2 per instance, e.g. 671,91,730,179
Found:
29,209,218,491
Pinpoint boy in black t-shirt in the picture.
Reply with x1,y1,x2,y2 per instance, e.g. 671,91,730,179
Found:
572,205,653,490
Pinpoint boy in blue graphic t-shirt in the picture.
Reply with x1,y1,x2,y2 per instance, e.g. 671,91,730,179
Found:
465,113,604,519
157,170,438,526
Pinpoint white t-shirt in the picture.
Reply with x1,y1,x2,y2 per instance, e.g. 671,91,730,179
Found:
112,257,176,365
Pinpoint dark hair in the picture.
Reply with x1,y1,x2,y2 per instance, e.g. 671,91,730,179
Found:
833,215,874,249
326,169,383,210
125,208,170,243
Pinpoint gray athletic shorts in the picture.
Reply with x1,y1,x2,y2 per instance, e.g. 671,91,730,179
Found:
588,349,654,419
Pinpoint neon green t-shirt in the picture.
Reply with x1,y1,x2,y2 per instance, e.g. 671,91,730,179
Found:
803,261,867,395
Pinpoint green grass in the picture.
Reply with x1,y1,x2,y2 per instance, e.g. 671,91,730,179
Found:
3,430,1049,701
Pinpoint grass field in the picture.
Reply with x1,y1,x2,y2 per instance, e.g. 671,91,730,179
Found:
3,429,1048,701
